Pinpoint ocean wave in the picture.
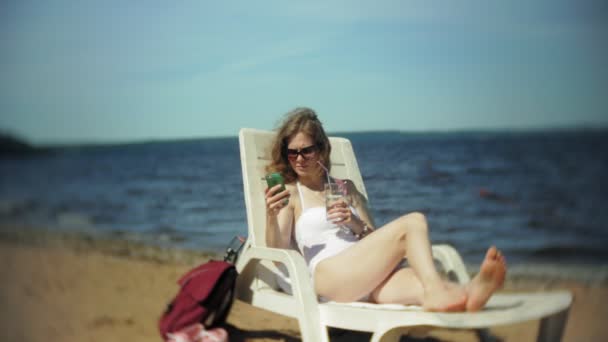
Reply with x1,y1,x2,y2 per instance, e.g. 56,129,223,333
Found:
500,263,608,285
528,245,608,260
0,198,40,217
56,212,94,229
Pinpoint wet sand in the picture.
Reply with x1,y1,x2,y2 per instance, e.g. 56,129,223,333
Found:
0,229,607,342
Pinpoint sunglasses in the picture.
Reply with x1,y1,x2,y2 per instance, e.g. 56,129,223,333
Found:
286,144,318,161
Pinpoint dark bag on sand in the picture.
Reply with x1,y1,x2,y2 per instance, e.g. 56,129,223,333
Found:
158,237,244,339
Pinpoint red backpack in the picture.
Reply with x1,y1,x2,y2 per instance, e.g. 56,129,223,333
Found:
158,237,243,340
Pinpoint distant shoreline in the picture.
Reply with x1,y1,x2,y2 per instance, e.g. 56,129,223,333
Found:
0,132,54,156
9,126,607,149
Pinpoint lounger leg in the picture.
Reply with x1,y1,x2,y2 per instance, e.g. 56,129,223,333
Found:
370,327,414,342
476,328,500,342
537,308,570,342
298,319,329,342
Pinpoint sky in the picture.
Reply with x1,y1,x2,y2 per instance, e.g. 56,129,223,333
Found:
1,0,607,144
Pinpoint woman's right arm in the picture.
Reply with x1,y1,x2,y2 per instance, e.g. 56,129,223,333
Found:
265,184,293,249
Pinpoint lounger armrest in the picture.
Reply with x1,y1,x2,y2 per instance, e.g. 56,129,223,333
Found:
236,246,318,303
236,245,328,341
432,244,471,284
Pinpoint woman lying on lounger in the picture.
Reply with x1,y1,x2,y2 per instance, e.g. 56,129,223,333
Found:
264,107,507,312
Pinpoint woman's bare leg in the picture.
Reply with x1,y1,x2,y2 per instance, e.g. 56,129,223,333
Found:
314,212,466,311
372,246,507,311
369,268,464,307
392,214,467,311
369,267,424,304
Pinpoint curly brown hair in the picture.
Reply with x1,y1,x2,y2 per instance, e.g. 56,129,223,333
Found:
266,107,331,184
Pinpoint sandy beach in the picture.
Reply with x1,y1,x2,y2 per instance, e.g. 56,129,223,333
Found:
1,228,607,342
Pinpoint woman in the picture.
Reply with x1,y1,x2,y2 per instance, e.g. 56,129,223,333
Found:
264,107,506,312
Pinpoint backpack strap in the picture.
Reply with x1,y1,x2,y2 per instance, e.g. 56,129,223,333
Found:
223,236,246,264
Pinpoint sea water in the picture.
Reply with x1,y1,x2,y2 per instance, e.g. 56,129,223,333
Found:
1,130,607,276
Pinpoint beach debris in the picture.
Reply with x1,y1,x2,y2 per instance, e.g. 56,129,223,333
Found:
478,188,514,204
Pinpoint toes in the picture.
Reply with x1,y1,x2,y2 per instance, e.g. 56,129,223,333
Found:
486,246,498,260
496,251,506,265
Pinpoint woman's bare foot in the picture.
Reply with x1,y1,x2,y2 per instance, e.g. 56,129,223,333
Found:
422,283,467,312
466,246,507,311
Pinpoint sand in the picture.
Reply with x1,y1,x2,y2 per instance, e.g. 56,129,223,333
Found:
0,230,607,342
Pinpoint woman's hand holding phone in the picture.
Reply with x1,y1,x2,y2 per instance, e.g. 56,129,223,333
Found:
265,173,290,216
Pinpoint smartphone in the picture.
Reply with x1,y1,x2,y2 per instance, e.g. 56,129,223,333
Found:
265,172,286,196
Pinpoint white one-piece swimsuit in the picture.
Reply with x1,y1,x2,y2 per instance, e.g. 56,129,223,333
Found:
294,181,359,278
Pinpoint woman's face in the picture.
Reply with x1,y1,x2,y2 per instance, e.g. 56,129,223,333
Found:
286,132,320,179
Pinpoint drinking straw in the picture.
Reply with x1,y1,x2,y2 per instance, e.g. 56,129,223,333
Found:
317,161,332,185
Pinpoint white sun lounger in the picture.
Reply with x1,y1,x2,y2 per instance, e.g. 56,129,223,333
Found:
235,128,572,342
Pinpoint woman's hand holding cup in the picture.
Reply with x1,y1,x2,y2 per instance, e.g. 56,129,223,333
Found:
325,182,354,228
327,200,365,233
326,199,352,225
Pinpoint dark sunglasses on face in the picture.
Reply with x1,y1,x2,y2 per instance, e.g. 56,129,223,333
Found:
286,144,318,161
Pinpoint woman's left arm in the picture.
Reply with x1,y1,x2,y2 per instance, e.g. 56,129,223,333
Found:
326,179,375,237
345,180,375,238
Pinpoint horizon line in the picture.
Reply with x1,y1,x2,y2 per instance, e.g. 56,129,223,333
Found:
7,123,605,148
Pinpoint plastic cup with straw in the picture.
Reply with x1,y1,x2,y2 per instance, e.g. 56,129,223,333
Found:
318,161,349,229
317,160,332,185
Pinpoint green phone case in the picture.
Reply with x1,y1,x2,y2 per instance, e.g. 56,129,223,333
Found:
265,172,286,192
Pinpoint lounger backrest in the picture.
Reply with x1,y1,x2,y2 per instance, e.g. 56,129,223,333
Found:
239,128,368,247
